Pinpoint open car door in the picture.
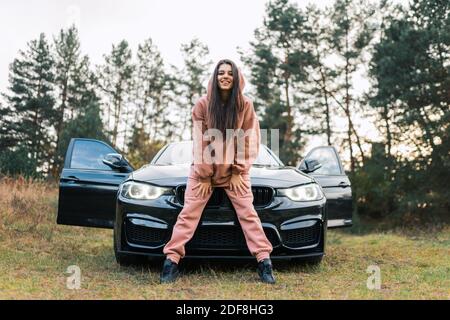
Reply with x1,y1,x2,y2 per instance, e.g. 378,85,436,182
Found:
56,138,133,229
299,146,352,228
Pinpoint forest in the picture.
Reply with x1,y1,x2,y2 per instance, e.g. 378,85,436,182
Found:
0,0,448,223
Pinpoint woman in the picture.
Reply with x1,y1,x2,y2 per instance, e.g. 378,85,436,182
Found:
160,59,275,284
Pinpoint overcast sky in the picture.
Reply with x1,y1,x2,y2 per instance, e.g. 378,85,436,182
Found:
0,0,338,94
1,0,411,157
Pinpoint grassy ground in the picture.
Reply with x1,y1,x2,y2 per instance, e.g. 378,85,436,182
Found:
0,177,449,299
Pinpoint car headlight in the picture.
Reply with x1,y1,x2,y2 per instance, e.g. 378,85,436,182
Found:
278,183,324,201
120,181,172,200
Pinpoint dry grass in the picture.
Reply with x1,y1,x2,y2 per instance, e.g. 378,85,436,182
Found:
0,177,449,300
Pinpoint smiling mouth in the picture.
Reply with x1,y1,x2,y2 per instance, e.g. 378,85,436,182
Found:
220,81,232,86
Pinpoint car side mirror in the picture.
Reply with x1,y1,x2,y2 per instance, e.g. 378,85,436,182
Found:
299,159,322,173
102,153,132,172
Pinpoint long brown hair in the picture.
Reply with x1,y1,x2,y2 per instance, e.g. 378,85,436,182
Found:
207,59,245,134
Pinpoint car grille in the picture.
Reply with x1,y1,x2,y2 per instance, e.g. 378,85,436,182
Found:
187,225,280,249
177,187,224,207
125,222,167,246
280,222,321,247
125,220,280,249
125,219,320,250
176,186,273,207
187,226,246,248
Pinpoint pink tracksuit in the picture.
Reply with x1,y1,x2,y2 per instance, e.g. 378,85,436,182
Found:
163,70,273,264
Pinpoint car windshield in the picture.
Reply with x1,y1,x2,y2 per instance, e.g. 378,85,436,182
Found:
154,141,283,167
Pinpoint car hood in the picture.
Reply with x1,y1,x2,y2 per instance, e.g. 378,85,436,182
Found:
129,164,314,188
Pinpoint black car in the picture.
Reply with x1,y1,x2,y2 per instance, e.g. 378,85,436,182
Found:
57,138,352,265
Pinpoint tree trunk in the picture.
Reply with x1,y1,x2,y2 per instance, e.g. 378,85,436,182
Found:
344,17,355,172
123,103,130,151
383,104,392,158
187,94,194,140
112,94,122,147
283,70,292,143
34,79,42,169
52,77,68,178
319,67,332,145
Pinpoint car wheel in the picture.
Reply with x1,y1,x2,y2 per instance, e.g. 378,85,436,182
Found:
113,225,147,266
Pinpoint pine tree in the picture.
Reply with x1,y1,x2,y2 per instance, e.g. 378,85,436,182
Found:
51,25,99,177
370,0,449,159
58,101,109,159
97,40,135,148
302,4,339,146
126,126,164,169
327,0,379,172
242,0,313,165
3,33,56,177
133,38,166,141
0,100,17,151
149,79,176,143
178,38,212,140
55,68,105,169
356,0,450,219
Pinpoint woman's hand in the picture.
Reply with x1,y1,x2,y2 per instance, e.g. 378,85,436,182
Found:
193,180,212,198
229,173,249,196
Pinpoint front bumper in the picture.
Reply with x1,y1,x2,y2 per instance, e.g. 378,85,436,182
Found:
115,190,327,259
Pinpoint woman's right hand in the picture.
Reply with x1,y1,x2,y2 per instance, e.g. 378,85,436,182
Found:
193,180,212,198
229,173,249,196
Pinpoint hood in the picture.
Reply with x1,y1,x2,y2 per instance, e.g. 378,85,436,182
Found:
207,64,246,101
129,164,314,188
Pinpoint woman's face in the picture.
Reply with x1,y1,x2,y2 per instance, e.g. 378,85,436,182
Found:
217,63,233,91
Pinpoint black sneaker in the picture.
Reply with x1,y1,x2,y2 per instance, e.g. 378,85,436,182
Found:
257,258,276,284
160,259,179,284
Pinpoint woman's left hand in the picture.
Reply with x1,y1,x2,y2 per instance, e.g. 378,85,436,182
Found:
229,173,249,196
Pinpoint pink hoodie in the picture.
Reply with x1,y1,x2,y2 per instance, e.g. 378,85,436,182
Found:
190,69,260,187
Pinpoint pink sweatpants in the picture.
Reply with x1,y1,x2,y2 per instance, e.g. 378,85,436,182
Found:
163,176,273,264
